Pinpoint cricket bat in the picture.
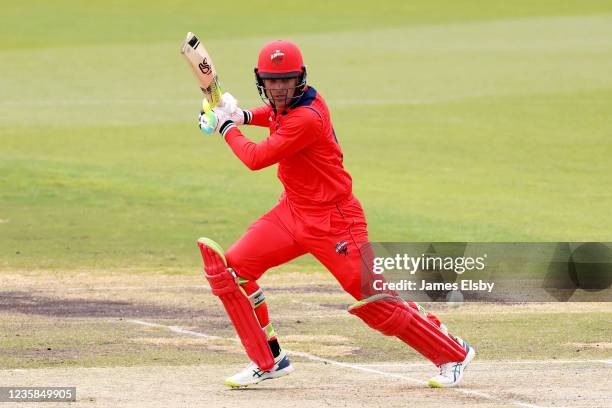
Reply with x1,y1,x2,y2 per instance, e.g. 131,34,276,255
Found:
181,32,222,133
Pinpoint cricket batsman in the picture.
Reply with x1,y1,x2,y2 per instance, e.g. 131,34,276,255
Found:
196,40,475,388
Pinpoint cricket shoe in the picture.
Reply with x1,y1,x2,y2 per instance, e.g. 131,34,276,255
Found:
225,349,294,388
428,338,475,388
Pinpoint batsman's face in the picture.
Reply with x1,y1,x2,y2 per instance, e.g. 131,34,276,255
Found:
263,77,298,110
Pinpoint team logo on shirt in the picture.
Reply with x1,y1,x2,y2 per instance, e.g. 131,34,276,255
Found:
335,241,349,256
271,49,285,64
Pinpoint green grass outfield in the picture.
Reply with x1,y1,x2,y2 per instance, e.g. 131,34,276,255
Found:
1,1,612,271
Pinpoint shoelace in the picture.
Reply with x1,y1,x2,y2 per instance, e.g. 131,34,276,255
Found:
440,362,462,378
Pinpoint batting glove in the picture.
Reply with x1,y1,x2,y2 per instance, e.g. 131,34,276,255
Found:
218,92,251,125
198,108,235,137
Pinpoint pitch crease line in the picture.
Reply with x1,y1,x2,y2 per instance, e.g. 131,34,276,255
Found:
354,359,612,368
126,319,551,408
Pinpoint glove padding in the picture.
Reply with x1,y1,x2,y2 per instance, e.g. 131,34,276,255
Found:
197,92,248,135
198,107,233,135
218,92,249,125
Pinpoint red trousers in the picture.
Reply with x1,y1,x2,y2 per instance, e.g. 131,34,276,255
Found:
224,193,445,349
226,194,370,300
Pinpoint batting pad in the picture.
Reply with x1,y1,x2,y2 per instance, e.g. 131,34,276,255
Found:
348,294,466,366
197,237,275,371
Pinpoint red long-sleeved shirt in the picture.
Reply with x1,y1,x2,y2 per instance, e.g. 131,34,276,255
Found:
223,87,352,207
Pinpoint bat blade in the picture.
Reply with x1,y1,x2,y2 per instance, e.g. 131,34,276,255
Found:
181,32,222,112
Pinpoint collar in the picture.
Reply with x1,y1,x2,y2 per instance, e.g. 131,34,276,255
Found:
279,86,317,116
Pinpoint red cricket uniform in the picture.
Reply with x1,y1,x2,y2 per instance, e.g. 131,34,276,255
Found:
222,86,370,300
216,85,459,364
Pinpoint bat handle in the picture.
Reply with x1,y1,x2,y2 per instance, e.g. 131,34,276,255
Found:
200,99,216,134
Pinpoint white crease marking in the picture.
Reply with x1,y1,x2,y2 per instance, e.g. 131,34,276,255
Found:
355,359,612,368
126,319,558,408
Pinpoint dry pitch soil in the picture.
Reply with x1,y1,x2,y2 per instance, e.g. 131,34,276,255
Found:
0,272,610,408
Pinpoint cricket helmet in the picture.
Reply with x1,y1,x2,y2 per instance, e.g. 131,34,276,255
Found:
254,40,307,108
